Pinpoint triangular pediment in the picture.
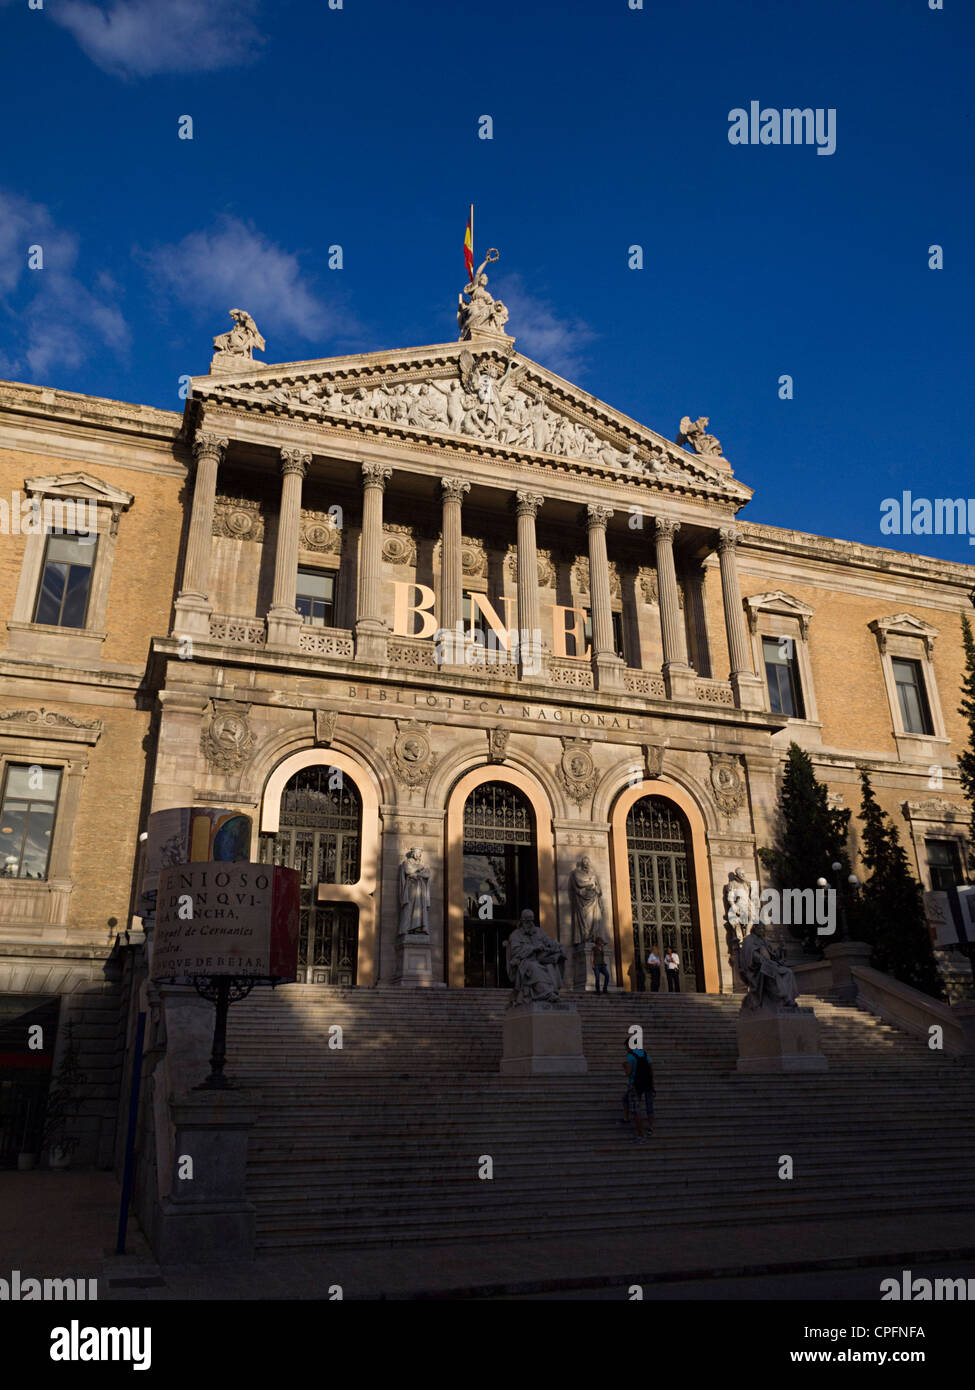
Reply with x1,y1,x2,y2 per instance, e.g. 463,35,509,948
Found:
24,471,134,507
190,341,752,506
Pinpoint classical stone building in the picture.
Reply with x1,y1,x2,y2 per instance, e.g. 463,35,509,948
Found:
1,290,973,1161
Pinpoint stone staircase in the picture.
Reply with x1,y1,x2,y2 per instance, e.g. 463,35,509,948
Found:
225,987,975,1254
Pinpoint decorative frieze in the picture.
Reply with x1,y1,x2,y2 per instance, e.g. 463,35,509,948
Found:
624,671,666,697
298,628,354,657
209,614,266,647
0,707,102,744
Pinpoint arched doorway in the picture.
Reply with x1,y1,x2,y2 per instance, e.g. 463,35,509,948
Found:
260,765,362,985
461,781,538,987
445,766,556,988
625,795,699,992
609,779,720,993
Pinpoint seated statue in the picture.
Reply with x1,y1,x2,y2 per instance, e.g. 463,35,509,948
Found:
739,922,799,1011
505,909,566,1005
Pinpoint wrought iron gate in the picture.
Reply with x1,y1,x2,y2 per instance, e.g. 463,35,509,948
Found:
626,796,698,990
462,781,537,988
261,766,361,986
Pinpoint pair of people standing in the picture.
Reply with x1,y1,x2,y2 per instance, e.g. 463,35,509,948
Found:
646,948,681,992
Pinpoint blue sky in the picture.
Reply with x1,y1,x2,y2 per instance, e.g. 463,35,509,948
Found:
0,0,972,562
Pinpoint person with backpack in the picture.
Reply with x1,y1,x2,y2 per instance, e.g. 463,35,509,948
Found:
622,1042,655,1142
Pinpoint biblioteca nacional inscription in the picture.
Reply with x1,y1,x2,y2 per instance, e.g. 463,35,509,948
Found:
344,685,652,730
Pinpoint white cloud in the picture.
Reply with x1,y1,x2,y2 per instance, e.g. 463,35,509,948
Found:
52,0,265,79
0,188,130,380
143,217,352,347
492,274,597,380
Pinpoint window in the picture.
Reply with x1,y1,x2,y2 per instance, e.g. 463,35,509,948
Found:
892,658,933,736
295,568,335,627
582,610,626,661
0,764,62,880
33,535,97,628
926,839,962,892
763,636,805,718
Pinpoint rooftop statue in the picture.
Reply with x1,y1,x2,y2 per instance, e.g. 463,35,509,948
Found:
458,250,511,339
677,415,723,457
212,309,266,366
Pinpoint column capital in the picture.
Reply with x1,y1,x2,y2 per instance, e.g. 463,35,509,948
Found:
361,462,393,492
654,516,681,543
585,503,613,531
717,525,739,553
441,476,471,504
280,448,312,478
193,432,229,466
514,490,544,518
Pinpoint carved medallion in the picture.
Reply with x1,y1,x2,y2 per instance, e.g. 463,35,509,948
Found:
709,752,746,816
505,547,555,588
382,523,417,566
461,536,487,578
201,701,254,773
213,496,265,542
388,719,438,789
300,509,342,553
559,737,597,805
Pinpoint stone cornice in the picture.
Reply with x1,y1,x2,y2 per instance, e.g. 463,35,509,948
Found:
737,520,975,591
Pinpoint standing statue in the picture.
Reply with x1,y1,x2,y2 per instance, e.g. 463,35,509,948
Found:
211,309,266,364
569,855,605,943
398,847,431,936
677,415,723,457
739,922,799,1011
458,249,510,339
506,909,566,1005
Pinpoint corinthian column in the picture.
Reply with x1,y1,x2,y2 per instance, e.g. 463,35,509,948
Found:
355,462,392,662
586,504,624,690
654,517,696,700
514,491,545,678
717,526,765,709
440,476,469,664
267,448,312,648
174,430,228,638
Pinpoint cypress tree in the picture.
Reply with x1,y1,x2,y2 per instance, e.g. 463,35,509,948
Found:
857,770,943,999
758,741,852,952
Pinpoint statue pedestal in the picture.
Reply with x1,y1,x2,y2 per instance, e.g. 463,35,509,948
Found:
736,1006,828,1072
501,1003,587,1076
392,933,440,988
824,940,873,1003
573,942,592,990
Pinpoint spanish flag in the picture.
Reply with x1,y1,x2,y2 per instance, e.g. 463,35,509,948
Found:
464,205,474,284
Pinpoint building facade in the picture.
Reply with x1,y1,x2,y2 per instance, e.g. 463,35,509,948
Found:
1,300,973,1100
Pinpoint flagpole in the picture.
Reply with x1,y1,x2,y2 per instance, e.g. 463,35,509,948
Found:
470,203,474,271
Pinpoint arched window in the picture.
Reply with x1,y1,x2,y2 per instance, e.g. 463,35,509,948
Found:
261,766,361,985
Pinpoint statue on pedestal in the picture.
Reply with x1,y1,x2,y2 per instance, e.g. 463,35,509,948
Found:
739,922,799,1011
211,309,265,366
397,847,431,936
506,909,565,1005
569,855,605,943
458,250,510,339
